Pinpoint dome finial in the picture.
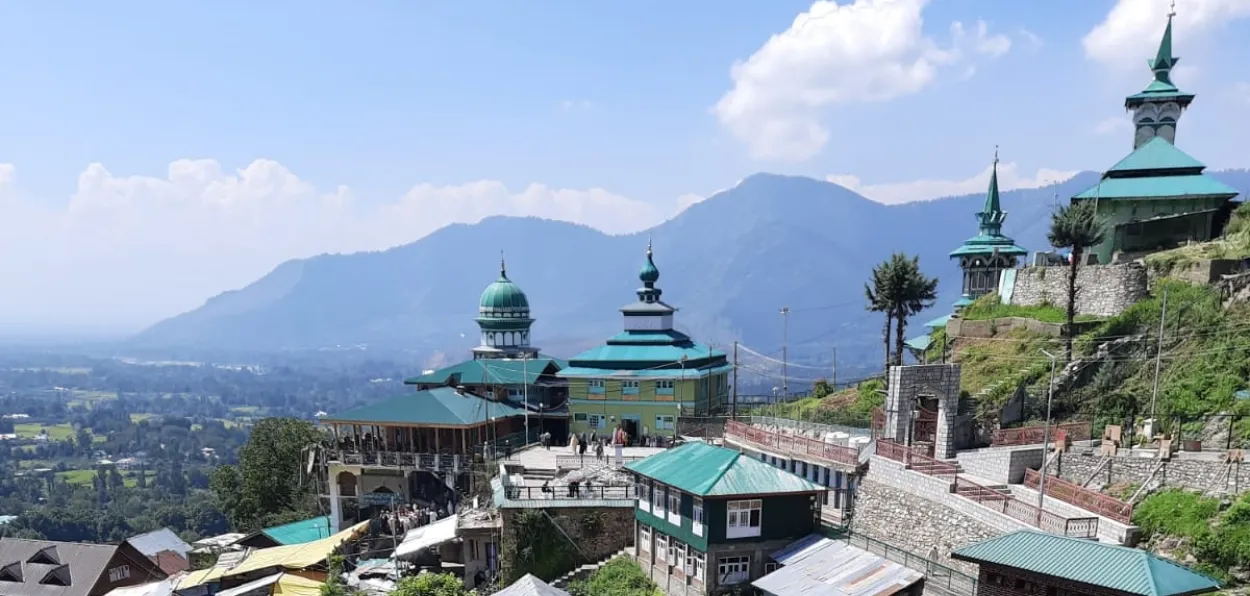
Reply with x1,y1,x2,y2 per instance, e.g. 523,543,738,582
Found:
499,250,507,279
639,237,660,285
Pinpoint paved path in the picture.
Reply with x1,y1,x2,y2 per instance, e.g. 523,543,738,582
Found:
509,444,666,470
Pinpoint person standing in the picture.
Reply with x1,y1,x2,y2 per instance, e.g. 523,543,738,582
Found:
578,436,588,463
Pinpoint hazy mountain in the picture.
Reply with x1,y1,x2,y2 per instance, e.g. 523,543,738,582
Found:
132,170,1250,377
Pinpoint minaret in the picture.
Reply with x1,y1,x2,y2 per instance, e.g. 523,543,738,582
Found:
473,252,539,360
949,147,1028,308
1126,2,1194,149
976,147,1007,237
621,237,677,331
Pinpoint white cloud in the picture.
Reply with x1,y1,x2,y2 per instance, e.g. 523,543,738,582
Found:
1018,28,1043,52
559,99,592,111
712,0,1012,162
0,159,690,333
1094,116,1132,135
1084,0,1250,70
826,162,1079,205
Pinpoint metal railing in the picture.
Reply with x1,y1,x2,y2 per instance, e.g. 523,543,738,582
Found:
875,440,958,477
828,530,978,596
332,450,461,471
554,454,646,469
991,422,1092,447
504,485,637,501
725,420,861,467
1023,468,1133,524
954,476,1099,539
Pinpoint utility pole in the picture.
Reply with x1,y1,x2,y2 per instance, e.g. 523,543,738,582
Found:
1150,287,1169,431
1037,349,1058,524
732,342,739,419
831,347,838,389
523,355,529,445
780,307,790,400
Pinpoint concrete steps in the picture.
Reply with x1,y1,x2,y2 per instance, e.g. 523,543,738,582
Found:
551,548,632,588
955,482,1012,501
909,459,964,475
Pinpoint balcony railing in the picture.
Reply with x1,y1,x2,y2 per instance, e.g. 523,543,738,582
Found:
1023,468,1133,524
724,420,861,467
331,450,464,471
955,476,1099,539
991,422,1092,447
504,485,638,501
555,454,646,470
875,440,958,477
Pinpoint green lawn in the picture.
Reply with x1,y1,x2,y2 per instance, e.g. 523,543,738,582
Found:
14,423,75,440
960,296,1101,324
58,469,96,485
229,406,259,414
129,413,154,423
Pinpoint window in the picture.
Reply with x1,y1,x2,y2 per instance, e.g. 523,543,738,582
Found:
656,533,668,564
639,525,652,552
469,539,480,560
574,413,588,422
655,415,675,430
587,414,605,429
108,566,131,583
692,497,704,536
623,380,640,394
688,550,705,581
718,556,750,585
764,562,778,574
636,478,651,512
668,539,685,567
667,489,682,525
726,499,762,539
588,379,605,393
653,484,667,516
655,380,674,394
508,388,523,398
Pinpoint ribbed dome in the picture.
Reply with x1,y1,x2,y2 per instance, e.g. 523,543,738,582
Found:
639,241,660,284
479,261,530,314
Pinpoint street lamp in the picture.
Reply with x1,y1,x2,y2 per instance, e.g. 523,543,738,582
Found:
771,387,779,420
1037,348,1059,523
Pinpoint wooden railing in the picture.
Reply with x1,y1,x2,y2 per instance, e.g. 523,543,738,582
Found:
875,440,958,477
1023,468,1133,524
724,420,861,466
955,476,1099,539
991,422,1092,447
332,450,461,471
505,485,637,501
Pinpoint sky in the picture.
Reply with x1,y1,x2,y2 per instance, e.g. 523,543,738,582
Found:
2,0,1249,335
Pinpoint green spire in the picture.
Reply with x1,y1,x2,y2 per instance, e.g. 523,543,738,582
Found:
1148,4,1179,88
499,250,509,280
976,147,1007,235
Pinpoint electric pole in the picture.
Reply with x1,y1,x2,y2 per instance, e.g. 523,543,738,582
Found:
732,341,739,419
831,347,838,389
1150,287,1169,432
780,307,790,400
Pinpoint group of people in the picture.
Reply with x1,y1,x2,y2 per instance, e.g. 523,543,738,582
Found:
374,503,451,537
568,432,608,462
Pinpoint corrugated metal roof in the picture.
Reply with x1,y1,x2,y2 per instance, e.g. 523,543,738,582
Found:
951,531,1220,596
624,442,825,497
322,387,527,426
903,335,932,352
565,343,726,365
949,234,1029,258
262,516,332,546
754,535,923,596
1074,174,1239,201
1108,137,1206,173
404,357,565,386
127,528,192,559
557,363,734,379
495,574,570,596
923,315,951,329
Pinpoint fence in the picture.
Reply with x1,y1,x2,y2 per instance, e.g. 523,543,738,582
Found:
822,528,978,596
991,422,1092,447
875,440,958,477
1022,468,1133,524
724,420,861,467
954,476,1098,539
503,485,637,501
554,454,646,469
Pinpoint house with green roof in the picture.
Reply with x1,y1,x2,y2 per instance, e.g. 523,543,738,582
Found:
235,516,332,549
404,257,570,441
559,241,731,439
952,530,1219,596
1073,12,1241,264
626,442,826,596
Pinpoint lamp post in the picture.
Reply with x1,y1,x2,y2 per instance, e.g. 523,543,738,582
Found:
678,355,688,439
780,307,790,399
1037,348,1059,523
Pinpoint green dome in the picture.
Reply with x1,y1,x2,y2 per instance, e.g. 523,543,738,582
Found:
639,242,660,284
479,260,530,315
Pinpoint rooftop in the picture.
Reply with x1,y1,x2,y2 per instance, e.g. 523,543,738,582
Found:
260,515,332,546
951,530,1220,596
1107,137,1205,174
405,356,566,386
754,535,923,596
625,442,825,497
1073,174,1238,201
495,574,570,596
0,539,155,596
322,386,528,427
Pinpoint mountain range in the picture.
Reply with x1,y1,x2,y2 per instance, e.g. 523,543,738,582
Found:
131,170,1250,378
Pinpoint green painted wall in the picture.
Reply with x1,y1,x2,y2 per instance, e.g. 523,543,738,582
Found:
1091,197,1225,263
704,494,819,545
568,400,689,436
635,496,708,551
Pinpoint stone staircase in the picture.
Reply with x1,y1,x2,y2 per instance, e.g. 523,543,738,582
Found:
522,467,559,485
954,480,1012,501
909,458,964,476
550,548,632,588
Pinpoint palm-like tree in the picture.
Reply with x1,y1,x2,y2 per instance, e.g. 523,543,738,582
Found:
864,260,895,376
1047,201,1106,360
887,254,939,366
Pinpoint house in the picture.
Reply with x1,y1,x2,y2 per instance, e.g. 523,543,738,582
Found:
951,530,1220,596
124,528,192,575
235,516,333,549
626,442,826,596
0,538,167,596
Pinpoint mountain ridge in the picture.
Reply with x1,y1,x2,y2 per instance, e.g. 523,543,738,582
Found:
132,170,1250,375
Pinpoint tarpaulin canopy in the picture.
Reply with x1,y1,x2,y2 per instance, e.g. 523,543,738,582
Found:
226,521,368,577
215,573,323,596
393,515,459,559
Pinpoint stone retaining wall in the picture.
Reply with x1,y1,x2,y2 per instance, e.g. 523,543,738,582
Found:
499,506,634,582
957,446,1044,485
854,478,997,576
1009,263,1148,317
1046,450,1249,495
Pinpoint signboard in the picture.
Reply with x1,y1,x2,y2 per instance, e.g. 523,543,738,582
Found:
359,491,402,506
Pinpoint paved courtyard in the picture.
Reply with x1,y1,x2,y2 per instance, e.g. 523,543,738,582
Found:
508,444,667,471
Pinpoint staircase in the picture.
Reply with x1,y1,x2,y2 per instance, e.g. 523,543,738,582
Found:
954,480,1012,501
909,458,964,476
523,467,558,485
551,548,632,588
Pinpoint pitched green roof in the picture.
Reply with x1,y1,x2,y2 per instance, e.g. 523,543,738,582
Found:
558,363,734,379
405,357,565,386
949,234,1029,258
625,442,825,497
952,531,1219,596
322,386,527,426
923,315,951,328
904,335,932,352
1073,174,1239,201
950,156,1028,259
1107,137,1205,174
263,516,332,545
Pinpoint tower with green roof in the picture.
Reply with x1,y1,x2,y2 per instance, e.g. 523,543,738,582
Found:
472,256,540,361
948,150,1028,309
559,240,731,438
1074,9,1241,264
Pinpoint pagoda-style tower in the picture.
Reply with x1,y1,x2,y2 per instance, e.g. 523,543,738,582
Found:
1126,5,1194,149
472,256,540,360
948,150,1028,309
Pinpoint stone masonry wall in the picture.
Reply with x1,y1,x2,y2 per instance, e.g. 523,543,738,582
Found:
855,479,997,576
1009,263,1148,317
499,506,634,581
1046,450,1250,495
957,446,1044,485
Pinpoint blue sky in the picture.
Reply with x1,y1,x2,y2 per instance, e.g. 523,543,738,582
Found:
1,0,1248,332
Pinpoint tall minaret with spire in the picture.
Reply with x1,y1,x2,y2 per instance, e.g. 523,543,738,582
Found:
948,147,1028,308
1126,1,1194,149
